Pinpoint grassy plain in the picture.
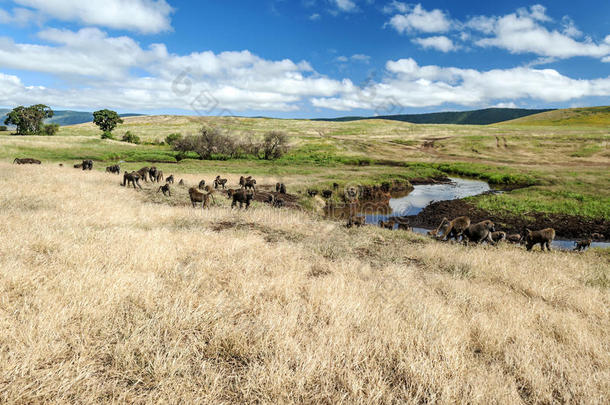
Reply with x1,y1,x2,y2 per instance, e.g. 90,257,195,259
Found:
0,164,608,403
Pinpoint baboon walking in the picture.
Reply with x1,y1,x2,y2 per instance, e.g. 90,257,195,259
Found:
231,189,253,209
462,220,495,244
158,184,171,196
137,167,150,182
166,175,174,184
574,239,591,251
434,216,470,241
524,228,555,251
490,231,506,243
214,176,228,189
122,171,142,189
154,170,164,182
81,160,93,170
106,164,120,174
188,187,211,210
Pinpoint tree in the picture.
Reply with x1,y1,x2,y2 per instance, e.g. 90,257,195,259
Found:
121,131,140,144
261,131,288,160
42,123,59,136
173,126,232,160
93,109,123,136
4,104,54,135
0,126,7,132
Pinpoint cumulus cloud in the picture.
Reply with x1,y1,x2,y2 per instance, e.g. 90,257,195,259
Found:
412,36,456,52
8,0,173,33
330,0,357,12
385,4,452,34
336,54,371,63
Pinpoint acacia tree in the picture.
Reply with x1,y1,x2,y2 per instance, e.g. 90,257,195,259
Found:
4,104,54,135
261,131,288,160
93,109,123,137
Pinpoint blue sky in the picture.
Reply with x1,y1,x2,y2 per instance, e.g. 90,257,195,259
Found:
0,0,609,118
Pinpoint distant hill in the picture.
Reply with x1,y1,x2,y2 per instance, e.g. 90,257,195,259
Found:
315,108,554,125
499,106,610,126
0,109,143,128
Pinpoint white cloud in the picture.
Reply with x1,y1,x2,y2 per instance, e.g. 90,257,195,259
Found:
412,36,456,52
492,102,518,108
9,0,173,33
331,0,357,12
336,54,371,63
0,7,43,26
309,13,321,20
386,4,451,34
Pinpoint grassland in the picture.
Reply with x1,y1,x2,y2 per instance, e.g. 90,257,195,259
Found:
2,106,609,221
0,164,608,403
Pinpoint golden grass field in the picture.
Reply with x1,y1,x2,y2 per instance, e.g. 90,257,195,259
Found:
1,163,608,403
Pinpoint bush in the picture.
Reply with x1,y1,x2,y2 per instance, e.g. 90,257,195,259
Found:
42,124,59,136
122,131,140,144
165,133,182,145
262,131,289,160
0,125,7,132
101,131,115,140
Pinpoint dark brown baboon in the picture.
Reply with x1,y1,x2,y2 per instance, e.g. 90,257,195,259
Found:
507,234,522,244
13,158,41,164
244,179,256,191
273,197,284,208
276,182,281,192
438,216,471,241
178,179,184,185
239,176,246,188
166,175,174,184
573,239,591,251
591,233,604,240
106,164,120,174
154,170,164,182
231,189,253,209
149,167,158,181
524,228,555,251
333,182,339,190
188,187,211,210
307,189,318,197
214,176,227,189
59,163,63,167
322,190,332,198
202,185,217,204
122,171,142,189
491,231,506,243
378,219,394,230
347,215,365,228
394,218,411,231
137,167,150,182
74,163,83,169
227,189,238,199
158,184,171,196
198,180,206,189
274,183,286,194
82,160,93,170
463,220,495,244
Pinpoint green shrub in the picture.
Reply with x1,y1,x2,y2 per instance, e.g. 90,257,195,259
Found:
165,133,182,145
122,131,141,144
0,125,7,132
42,123,59,136
101,131,115,140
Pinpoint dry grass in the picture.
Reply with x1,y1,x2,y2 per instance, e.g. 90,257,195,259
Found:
0,163,608,403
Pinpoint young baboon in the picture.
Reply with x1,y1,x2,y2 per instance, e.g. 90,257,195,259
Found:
438,216,471,241
202,185,217,204
198,180,206,189
273,197,284,208
106,164,120,174
378,219,394,230
462,220,495,244
244,179,257,192
322,190,332,198
491,231,506,243
188,187,211,210
122,171,142,189
166,175,174,184
59,163,63,167
507,234,522,244
307,189,318,197
346,215,365,228
214,176,227,189
231,189,253,209
573,239,592,251
157,184,171,196
524,228,555,251
137,167,150,182
13,158,41,164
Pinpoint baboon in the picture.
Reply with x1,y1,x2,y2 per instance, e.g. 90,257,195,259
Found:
231,189,253,209
149,167,158,181
591,233,604,240
507,234,522,244
275,183,286,194
137,167,150,182
202,185,217,204
524,228,555,251
347,215,365,228
307,189,318,197
59,163,63,167
428,219,448,239
462,220,496,244
244,178,256,192
394,218,411,231
239,176,246,188
158,184,171,196
188,187,211,210
491,231,507,243
154,170,164,182
166,175,174,184
276,183,281,192
74,163,83,169
13,158,41,164
272,197,284,208
378,219,394,230
322,190,332,198
198,180,206,189
122,171,142,189
178,179,184,185
214,176,227,189
436,216,471,241
333,182,339,190
105,164,120,174
81,160,93,170
573,239,592,251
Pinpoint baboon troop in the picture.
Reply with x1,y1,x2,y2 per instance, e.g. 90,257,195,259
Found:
188,187,211,210
231,189,253,209
166,175,174,184
276,182,286,194
106,164,120,174
13,158,41,164
214,176,227,189
122,171,142,189
524,228,556,251
574,239,591,251
158,184,171,196
81,160,93,170
322,190,332,199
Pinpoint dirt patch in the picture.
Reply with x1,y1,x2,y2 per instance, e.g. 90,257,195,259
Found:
401,199,609,240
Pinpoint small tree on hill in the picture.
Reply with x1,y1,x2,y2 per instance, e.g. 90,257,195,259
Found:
93,109,123,137
261,131,288,160
4,104,54,135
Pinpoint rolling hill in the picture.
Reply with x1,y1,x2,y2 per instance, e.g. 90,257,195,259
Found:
0,109,143,128
315,108,554,125
499,106,610,126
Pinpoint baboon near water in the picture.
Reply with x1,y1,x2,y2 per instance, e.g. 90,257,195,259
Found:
378,219,394,230
573,239,592,251
231,189,253,209
346,215,365,228
462,220,495,244
158,184,171,196
435,216,471,241
122,171,142,189
166,175,174,184
13,158,41,164
188,187,211,210
214,176,227,189
524,228,555,251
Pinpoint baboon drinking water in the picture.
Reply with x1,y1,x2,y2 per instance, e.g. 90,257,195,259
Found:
462,220,495,244
573,239,592,251
188,187,211,210
122,171,142,189
158,184,171,196
13,158,41,164
524,228,555,251
166,175,174,184
214,176,228,189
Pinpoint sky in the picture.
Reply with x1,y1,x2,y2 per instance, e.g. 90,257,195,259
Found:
0,0,609,118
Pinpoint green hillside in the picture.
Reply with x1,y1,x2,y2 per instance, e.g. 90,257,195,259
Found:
0,109,142,128
500,106,610,126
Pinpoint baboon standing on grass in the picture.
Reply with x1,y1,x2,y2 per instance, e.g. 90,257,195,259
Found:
122,171,142,189
462,220,495,244
158,184,171,196
524,228,555,251
188,187,211,210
